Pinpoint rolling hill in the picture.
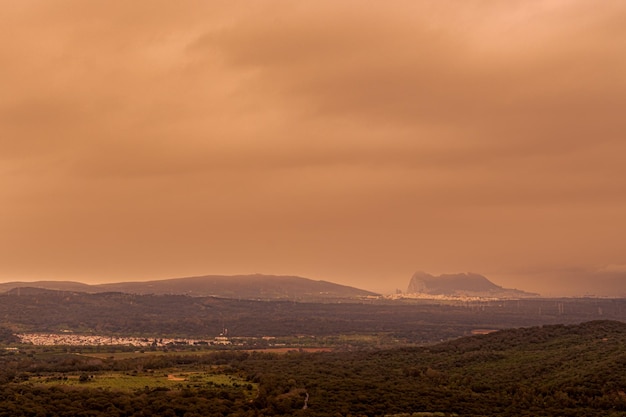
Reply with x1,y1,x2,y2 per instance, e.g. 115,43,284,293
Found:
0,274,379,301
1,288,624,341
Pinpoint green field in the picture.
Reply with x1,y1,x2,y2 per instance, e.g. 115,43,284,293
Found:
26,370,256,396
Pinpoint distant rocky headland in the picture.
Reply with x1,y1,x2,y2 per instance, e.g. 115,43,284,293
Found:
405,271,539,299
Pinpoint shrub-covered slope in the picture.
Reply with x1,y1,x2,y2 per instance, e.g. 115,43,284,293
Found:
240,320,626,416
1,320,626,416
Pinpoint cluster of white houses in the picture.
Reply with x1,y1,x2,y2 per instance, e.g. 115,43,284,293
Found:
17,333,231,347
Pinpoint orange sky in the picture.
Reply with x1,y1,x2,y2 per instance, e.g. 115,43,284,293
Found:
1,1,625,295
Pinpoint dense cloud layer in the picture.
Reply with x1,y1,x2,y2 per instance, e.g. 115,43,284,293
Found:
1,1,625,295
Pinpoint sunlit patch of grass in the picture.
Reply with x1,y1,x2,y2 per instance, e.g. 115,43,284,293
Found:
26,371,257,396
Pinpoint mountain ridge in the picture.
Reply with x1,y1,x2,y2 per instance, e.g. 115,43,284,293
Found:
0,274,379,302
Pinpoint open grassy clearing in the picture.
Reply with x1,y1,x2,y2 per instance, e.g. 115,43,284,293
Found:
25,370,257,395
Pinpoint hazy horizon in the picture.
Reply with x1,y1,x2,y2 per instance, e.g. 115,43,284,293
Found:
2,1,625,297
1,269,624,298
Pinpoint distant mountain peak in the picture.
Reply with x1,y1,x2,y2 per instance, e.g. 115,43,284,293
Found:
406,271,538,298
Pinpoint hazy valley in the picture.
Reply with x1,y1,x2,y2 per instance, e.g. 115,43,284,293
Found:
5,0,625,415
1,274,625,416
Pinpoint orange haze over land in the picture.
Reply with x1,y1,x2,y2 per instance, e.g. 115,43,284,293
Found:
1,1,625,296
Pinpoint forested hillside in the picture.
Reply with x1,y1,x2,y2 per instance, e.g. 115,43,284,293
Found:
1,321,625,416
